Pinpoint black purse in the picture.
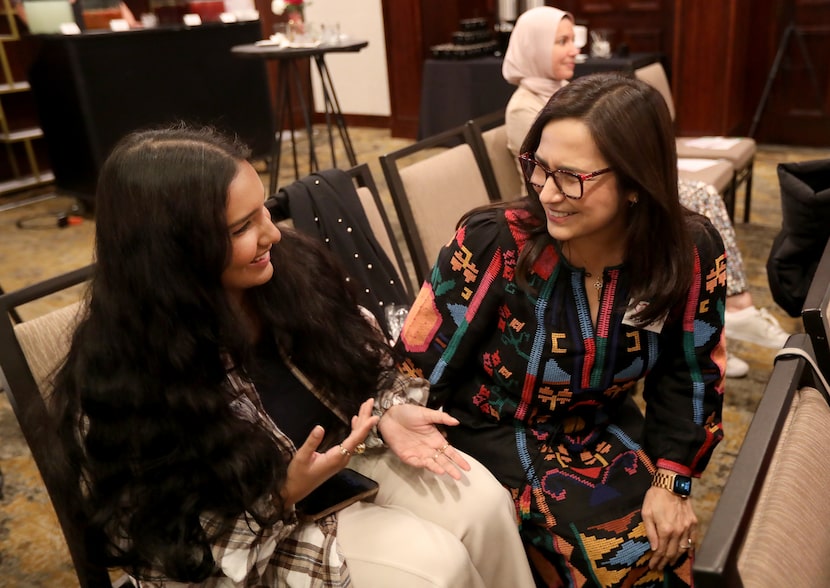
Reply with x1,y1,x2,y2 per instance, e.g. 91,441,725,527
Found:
767,159,830,317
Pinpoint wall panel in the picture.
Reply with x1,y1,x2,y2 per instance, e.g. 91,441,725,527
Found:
748,0,830,144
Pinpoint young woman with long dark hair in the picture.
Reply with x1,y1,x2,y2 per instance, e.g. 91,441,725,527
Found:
52,125,535,587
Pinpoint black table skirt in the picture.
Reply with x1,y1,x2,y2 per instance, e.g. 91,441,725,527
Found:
418,52,662,143
418,56,515,141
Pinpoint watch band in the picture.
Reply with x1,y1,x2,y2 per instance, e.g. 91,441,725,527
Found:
652,471,692,497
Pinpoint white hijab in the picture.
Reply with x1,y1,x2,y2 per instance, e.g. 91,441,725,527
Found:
502,6,573,99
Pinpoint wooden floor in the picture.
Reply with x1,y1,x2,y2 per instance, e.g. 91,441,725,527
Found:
0,127,828,586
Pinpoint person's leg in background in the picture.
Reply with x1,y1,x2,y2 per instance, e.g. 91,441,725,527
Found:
678,180,790,377
348,448,536,588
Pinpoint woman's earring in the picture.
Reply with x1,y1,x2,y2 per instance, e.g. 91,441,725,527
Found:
628,196,639,207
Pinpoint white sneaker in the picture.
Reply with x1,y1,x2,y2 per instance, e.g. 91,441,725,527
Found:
725,306,790,349
725,354,749,378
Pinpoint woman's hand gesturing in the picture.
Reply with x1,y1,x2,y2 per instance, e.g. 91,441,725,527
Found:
281,398,378,506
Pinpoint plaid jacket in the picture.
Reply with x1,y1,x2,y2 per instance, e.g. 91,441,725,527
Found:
133,346,428,587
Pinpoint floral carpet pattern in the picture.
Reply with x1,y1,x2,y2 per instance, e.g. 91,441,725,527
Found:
0,130,828,586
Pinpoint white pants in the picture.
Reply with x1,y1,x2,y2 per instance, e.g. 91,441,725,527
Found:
337,449,535,588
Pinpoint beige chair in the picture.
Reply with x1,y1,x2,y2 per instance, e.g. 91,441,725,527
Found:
0,265,131,587
635,62,756,222
467,110,525,201
380,123,495,286
345,163,413,299
677,157,736,208
693,334,830,587
266,166,413,337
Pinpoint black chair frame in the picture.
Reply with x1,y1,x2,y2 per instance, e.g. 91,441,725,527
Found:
801,238,830,379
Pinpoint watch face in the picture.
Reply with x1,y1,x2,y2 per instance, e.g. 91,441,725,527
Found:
673,476,692,496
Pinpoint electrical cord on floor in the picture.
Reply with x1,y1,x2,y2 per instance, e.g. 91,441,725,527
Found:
15,204,85,230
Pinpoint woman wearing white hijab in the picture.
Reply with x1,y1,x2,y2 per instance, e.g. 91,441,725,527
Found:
502,7,579,158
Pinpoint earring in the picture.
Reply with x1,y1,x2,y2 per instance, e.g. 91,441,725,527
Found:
629,196,639,207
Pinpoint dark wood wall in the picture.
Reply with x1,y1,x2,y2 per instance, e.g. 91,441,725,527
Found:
557,0,675,65
672,0,752,136
745,0,830,145
382,0,830,146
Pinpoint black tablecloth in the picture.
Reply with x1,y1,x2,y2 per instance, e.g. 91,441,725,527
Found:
418,52,662,142
574,52,662,77
418,56,515,140
29,21,273,204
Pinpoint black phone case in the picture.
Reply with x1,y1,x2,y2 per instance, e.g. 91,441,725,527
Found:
297,468,379,521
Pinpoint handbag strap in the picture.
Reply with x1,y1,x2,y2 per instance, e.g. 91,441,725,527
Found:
278,345,350,426
774,346,830,406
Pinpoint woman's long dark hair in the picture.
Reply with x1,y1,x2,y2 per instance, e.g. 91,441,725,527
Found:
466,73,705,324
250,227,391,422
51,124,389,582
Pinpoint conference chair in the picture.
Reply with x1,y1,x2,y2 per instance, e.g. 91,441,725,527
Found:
379,123,495,287
345,163,414,299
266,165,413,336
677,157,737,211
693,333,830,587
466,110,525,201
0,265,132,587
635,62,756,222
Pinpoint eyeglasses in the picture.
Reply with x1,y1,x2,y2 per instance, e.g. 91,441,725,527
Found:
518,153,613,200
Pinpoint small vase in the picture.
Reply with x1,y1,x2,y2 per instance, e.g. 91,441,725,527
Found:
288,13,304,35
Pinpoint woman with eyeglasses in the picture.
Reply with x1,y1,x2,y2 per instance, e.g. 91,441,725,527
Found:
501,6,789,380
391,73,726,586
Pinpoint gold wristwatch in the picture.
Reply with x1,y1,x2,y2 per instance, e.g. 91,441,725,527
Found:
652,471,692,498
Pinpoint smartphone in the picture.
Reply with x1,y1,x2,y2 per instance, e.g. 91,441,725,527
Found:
297,468,379,521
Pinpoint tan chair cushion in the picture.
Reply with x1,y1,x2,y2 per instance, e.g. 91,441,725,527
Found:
635,62,756,176
14,301,83,396
399,143,491,268
677,158,734,196
635,62,675,120
355,185,405,284
676,137,756,170
482,124,524,200
737,386,830,586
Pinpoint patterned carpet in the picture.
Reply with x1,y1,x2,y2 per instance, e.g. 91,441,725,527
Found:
0,130,828,586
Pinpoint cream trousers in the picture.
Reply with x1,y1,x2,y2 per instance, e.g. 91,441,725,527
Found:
337,448,535,588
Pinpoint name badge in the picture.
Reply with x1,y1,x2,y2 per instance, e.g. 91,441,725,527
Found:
622,299,666,334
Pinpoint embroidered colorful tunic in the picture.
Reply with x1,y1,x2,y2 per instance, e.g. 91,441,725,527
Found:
397,208,726,587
